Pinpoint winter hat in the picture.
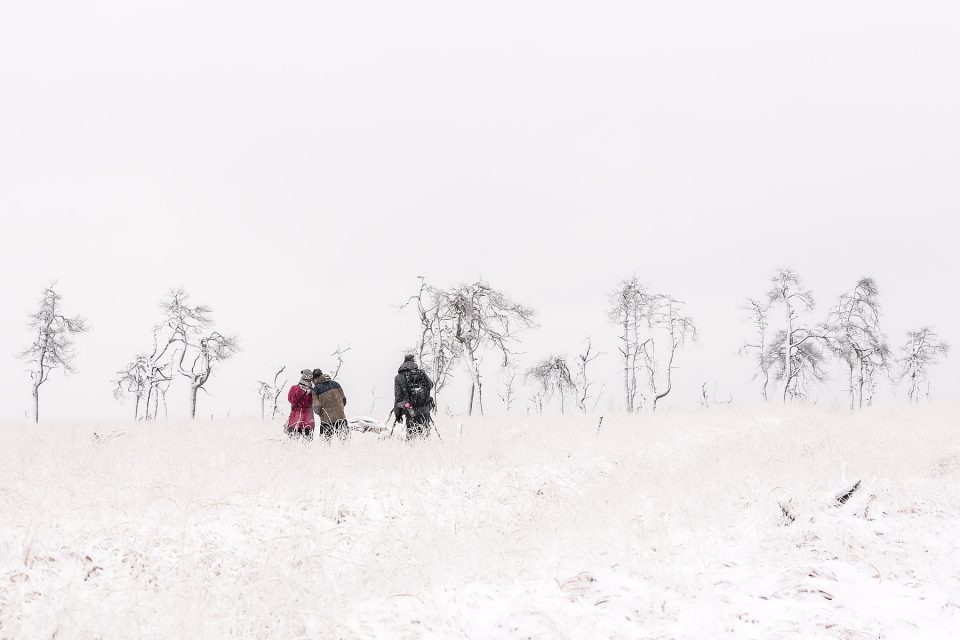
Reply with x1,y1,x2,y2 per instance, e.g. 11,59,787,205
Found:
300,369,313,382
403,354,416,363
312,368,324,379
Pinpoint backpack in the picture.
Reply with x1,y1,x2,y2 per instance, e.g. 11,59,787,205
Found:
403,368,432,408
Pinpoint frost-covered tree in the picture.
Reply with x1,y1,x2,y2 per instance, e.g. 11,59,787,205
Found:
113,355,149,420
497,365,520,414
608,277,655,412
740,298,774,402
574,337,602,413
257,366,287,420
763,269,828,403
638,294,696,411
114,325,175,421
180,332,240,418
526,355,574,414
448,281,535,415
160,289,239,419
329,346,350,379
21,284,90,423
403,277,462,405
609,278,695,412
404,278,534,416
824,278,891,409
898,327,950,403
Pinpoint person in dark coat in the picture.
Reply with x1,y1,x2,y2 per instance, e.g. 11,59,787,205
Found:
393,355,434,440
286,369,316,440
312,368,349,442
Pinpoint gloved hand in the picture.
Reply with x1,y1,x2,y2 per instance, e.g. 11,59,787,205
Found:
394,407,404,422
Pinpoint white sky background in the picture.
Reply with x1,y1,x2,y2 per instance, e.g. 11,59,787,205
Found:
0,0,957,422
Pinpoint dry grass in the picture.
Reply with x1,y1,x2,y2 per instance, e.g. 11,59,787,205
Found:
1,407,959,639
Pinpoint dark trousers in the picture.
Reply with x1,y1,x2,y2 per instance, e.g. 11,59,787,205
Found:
318,420,350,443
405,410,432,440
285,426,314,441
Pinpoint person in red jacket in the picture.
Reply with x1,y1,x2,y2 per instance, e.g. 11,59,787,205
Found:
286,369,316,440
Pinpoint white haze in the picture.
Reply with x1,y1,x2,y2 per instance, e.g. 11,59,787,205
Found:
1,1,958,421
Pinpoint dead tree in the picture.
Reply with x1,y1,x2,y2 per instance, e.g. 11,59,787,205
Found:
607,277,655,412
638,294,697,411
257,366,287,420
574,337,602,413
764,269,828,403
740,298,774,402
159,288,239,419
181,332,240,418
447,281,535,415
113,356,149,420
899,327,950,403
528,391,544,416
526,355,575,414
700,381,733,409
330,346,351,379
114,321,177,421
402,277,462,405
825,278,891,409
497,365,520,414
405,278,534,415
20,284,90,423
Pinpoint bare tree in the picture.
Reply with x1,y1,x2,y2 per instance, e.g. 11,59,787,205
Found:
899,327,950,403
257,366,288,420
528,391,544,416
113,317,177,421
20,284,90,423
181,332,240,418
497,364,520,414
526,355,574,414
113,356,149,420
825,278,891,409
405,278,534,415
330,346,351,379
142,327,175,421
608,277,654,412
402,277,462,404
609,278,695,412
574,337,602,413
763,269,828,403
157,288,238,419
740,298,774,401
700,381,733,409
447,281,535,415
638,294,697,411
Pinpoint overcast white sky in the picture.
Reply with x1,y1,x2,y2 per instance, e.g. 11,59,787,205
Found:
1,0,957,422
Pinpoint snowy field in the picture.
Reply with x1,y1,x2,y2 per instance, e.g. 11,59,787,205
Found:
2,408,959,639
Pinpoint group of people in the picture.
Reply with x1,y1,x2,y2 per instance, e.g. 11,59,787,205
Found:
286,355,435,441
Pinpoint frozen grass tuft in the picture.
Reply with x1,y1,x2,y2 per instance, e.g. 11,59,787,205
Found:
1,407,959,639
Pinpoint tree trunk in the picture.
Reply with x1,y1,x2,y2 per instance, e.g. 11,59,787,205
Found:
848,362,855,410
462,347,483,416
32,385,39,423
857,359,866,409
190,386,198,419
622,317,632,412
145,384,154,421
783,308,794,403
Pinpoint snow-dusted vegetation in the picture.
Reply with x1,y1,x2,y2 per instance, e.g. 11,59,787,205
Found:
2,408,959,639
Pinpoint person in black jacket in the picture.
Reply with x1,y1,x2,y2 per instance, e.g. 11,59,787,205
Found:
393,355,434,439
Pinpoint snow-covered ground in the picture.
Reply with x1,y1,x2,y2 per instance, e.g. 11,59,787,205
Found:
2,408,959,639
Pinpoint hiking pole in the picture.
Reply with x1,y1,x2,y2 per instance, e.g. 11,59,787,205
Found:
431,420,443,443
386,408,398,438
